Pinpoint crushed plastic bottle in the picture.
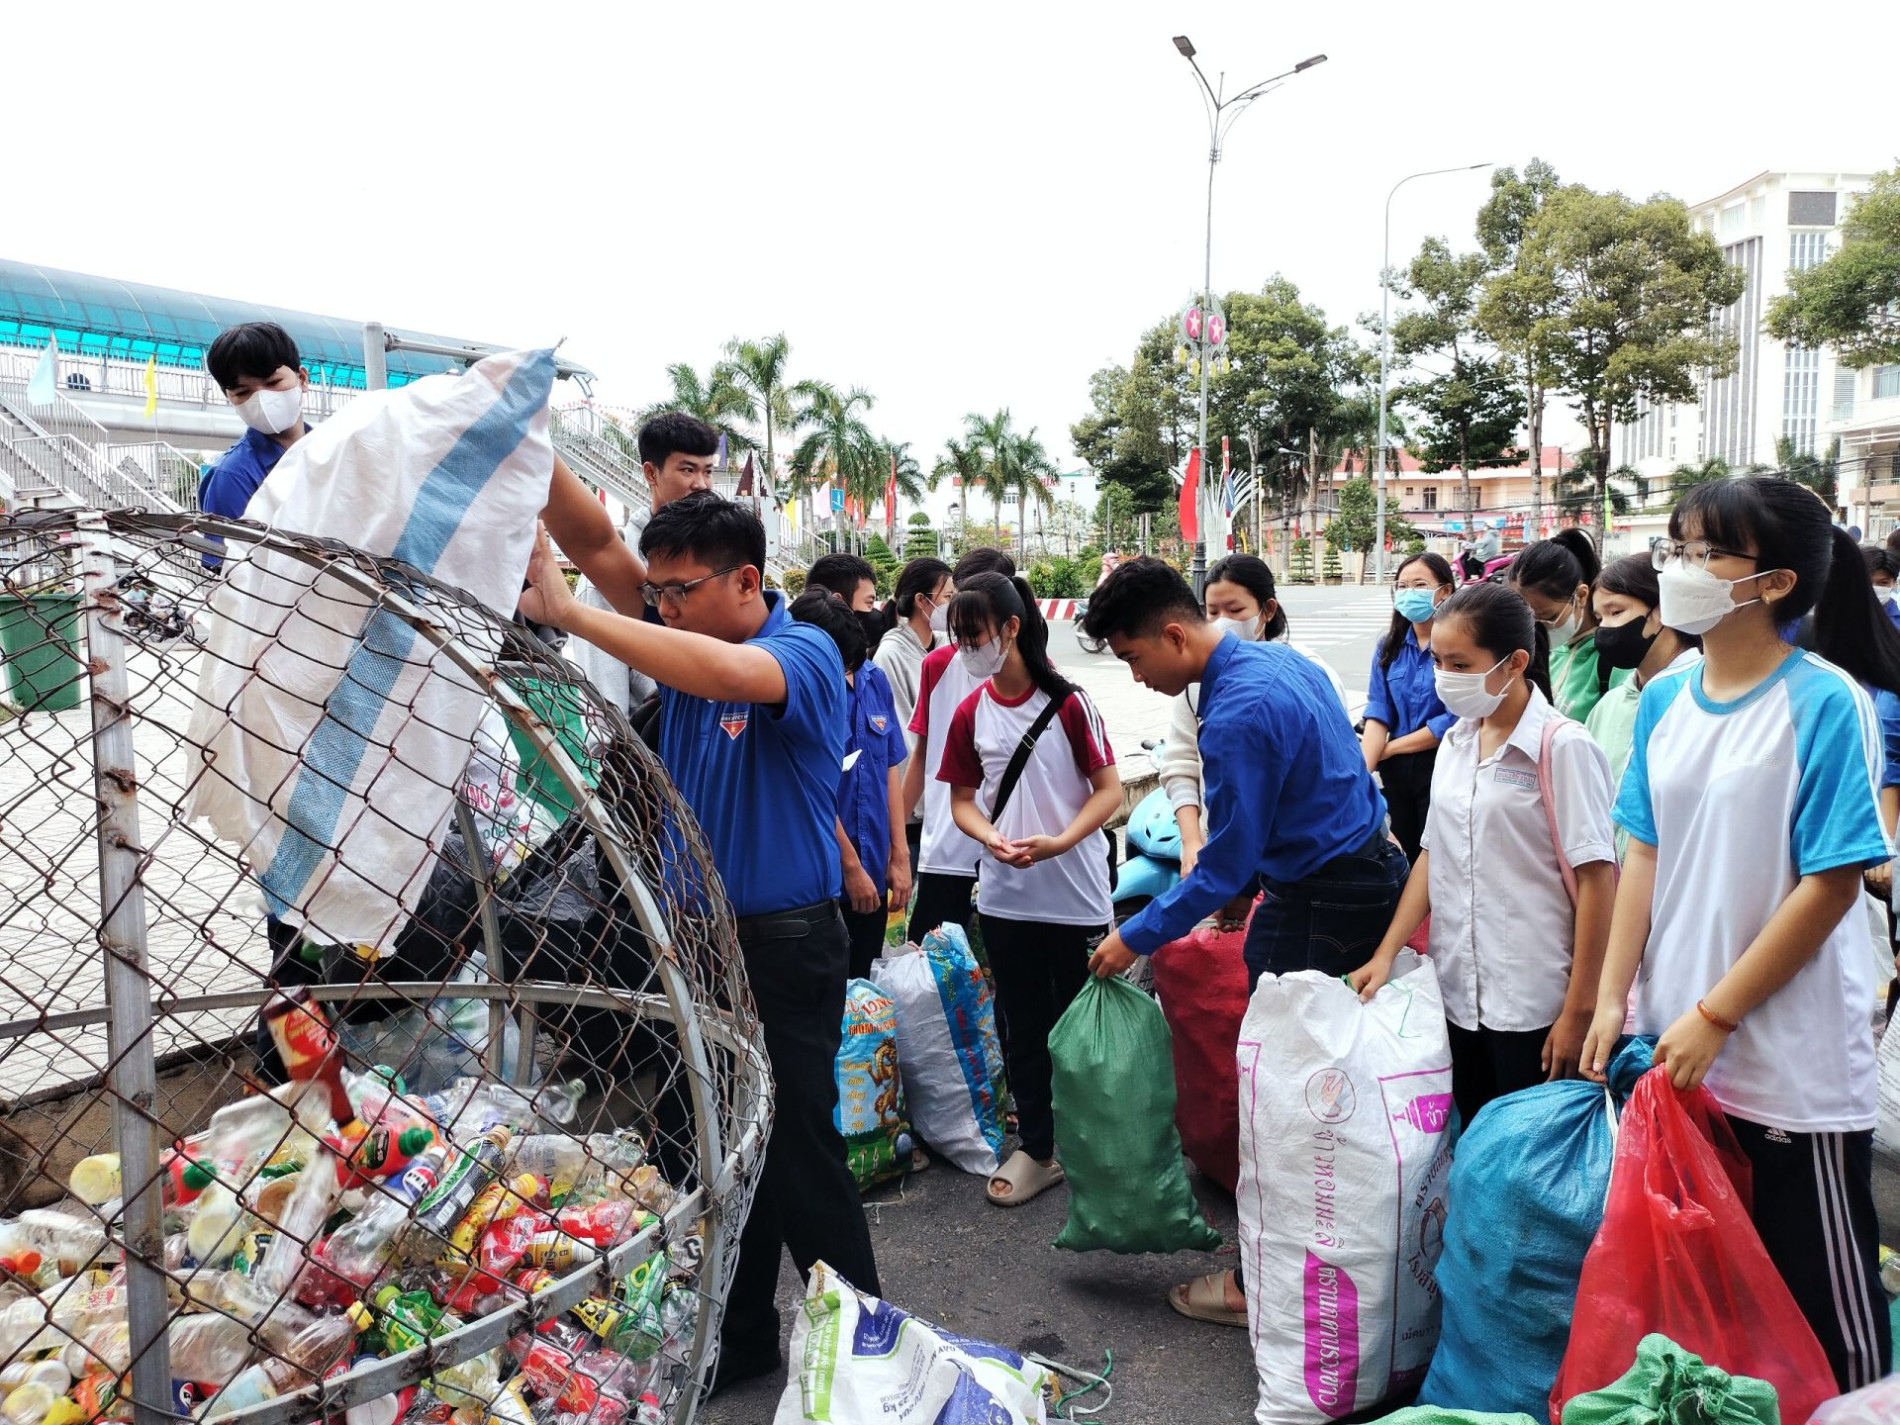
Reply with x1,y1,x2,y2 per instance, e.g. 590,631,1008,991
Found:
67,1156,121,1208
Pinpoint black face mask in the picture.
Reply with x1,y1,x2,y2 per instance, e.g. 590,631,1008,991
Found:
1594,615,1657,670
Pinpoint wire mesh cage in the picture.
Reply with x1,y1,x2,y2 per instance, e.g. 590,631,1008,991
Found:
0,507,770,1425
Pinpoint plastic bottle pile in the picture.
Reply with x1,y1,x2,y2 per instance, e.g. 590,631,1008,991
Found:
0,993,700,1425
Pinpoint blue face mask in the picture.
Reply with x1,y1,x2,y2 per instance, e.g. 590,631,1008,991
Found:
1394,588,1440,624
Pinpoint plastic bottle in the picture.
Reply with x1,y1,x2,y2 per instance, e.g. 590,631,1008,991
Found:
168,1312,257,1381
427,1347,499,1417
0,1361,69,1397
67,1156,121,1208
343,1365,415,1425
320,1145,450,1288
186,1182,248,1268
367,1286,456,1355
9,1211,110,1276
205,1312,354,1418
263,988,357,1127
250,1135,342,1299
508,1137,587,1188
2,1382,57,1425
631,1396,665,1425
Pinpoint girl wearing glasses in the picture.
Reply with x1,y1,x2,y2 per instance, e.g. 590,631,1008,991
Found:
1582,476,1900,1393
1508,528,1631,722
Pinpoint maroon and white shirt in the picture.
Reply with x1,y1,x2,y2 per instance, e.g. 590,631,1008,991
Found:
937,681,1116,926
910,644,985,877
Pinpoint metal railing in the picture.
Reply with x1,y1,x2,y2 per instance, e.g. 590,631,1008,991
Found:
0,346,364,421
104,441,204,512
0,376,111,446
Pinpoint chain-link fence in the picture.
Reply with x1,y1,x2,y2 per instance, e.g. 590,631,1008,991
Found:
0,508,770,1425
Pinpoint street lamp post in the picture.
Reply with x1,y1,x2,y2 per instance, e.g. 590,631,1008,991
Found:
1172,36,1326,593
1374,162,1492,582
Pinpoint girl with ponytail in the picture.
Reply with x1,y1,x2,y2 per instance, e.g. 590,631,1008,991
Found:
1581,476,1896,1392
1509,526,1630,721
937,572,1123,1208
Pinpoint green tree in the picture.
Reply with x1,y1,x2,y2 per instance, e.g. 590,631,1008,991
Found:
1094,481,1137,550
1558,450,1644,523
1071,362,1175,515
1666,454,1732,506
1391,237,1523,527
1007,427,1058,548
1509,186,1746,539
637,361,757,453
933,435,988,539
962,409,1028,542
790,385,882,539
1324,476,1419,582
1477,159,1564,535
722,333,825,491
1778,434,1842,510
904,513,939,562
1767,168,1900,367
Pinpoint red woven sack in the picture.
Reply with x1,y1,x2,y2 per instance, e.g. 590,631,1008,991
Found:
1550,1066,1836,1425
1149,911,1249,1193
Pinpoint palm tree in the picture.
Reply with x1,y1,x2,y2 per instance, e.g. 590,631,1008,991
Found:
635,362,757,454
723,334,825,493
791,386,883,547
963,409,1024,542
933,435,987,539
1777,435,1841,510
1666,455,1731,507
1007,428,1058,552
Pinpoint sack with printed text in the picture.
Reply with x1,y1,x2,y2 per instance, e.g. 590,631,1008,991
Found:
833,978,913,1192
1236,950,1453,1425
870,924,1006,1175
773,1260,1049,1424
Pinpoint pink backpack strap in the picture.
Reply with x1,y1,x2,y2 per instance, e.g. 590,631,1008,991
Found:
1539,717,1578,905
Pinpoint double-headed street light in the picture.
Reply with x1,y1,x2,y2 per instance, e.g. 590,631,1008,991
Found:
1172,36,1327,593
1373,162,1492,581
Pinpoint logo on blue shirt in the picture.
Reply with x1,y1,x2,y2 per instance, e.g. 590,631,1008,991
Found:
720,711,749,740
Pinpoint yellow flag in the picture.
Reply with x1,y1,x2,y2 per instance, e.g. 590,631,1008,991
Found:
141,355,158,419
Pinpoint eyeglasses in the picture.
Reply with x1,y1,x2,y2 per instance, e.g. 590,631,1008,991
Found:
1649,537,1754,571
640,565,741,609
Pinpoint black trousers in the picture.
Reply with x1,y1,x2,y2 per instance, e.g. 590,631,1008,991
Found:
1445,1022,1550,1131
980,915,1102,1162
720,902,880,1370
1727,1114,1891,1393
1379,749,1437,865
907,869,975,944
838,901,889,982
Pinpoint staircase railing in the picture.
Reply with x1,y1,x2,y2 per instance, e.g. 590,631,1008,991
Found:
104,442,203,512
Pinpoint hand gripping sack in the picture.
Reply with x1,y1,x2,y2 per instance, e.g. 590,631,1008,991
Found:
1418,1081,1618,1418
870,924,1007,1175
1237,950,1454,1425
834,978,912,1192
1552,1068,1835,1425
1559,1334,1778,1425
1050,974,1221,1254
1150,911,1250,1193
774,1260,1050,1424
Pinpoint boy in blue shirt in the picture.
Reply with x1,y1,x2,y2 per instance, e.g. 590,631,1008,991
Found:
199,322,312,526
521,491,879,1392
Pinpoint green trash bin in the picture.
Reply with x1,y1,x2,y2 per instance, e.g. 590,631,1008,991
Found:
0,592,84,713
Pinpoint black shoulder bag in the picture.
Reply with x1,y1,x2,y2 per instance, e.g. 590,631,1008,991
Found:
987,697,1120,893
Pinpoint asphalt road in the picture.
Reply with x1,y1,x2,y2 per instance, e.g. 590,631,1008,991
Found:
702,582,1900,1424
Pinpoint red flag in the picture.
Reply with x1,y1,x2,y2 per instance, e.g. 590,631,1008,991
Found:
1178,448,1201,543
735,451,755,497
886,451,898,538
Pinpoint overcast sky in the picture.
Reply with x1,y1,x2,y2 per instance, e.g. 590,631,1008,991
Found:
12,1,1894,468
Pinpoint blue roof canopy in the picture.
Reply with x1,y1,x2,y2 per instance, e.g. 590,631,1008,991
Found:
0,259,480,389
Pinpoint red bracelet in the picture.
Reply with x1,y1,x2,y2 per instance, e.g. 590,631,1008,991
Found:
1697,999,1739,1034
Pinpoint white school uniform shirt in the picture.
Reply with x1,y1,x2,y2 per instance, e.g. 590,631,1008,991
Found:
1616,650,1893,1133
1420,684,1616,1033
908,644,985,876
936,682,1117,926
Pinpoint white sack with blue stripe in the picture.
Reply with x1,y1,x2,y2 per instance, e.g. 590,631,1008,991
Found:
185,348,558,948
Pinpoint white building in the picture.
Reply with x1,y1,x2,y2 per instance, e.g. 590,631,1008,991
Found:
1620,170,1874,501
906,468,1102,556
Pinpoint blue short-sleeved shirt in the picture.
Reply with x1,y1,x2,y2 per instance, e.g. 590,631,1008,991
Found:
1879,689,1900,792
1363,630,1454,740
1120,636,1389,954
837,662,909,887
657,591,846,918
198,426,308,568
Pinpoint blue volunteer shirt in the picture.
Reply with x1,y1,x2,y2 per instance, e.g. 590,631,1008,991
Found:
1121,636,1389,954
197,426,308,568
657,590,847,918
838,662,910,887
1363,630,1454,739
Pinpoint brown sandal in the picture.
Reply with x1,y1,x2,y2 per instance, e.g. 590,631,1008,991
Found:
1168,1270,1247,1328
985,1148,1064,1206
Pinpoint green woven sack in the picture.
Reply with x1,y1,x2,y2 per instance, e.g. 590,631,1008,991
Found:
1050,974,1220,1254
1562,1334,1781,1425
1377,1410,1539,1425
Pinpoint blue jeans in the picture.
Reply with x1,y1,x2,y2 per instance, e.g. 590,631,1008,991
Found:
1242,836,1410,994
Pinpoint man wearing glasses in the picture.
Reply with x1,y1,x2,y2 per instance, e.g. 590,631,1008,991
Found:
519,490,880,1394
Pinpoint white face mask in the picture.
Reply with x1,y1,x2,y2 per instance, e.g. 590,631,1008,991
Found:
1434,655,1515,720
1210,614,1264,643
927,599,949,634
1878,585,1897,606
234,383,304,436
958,638,1007,681
1543,597,1582,646
1657,562,1778,637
